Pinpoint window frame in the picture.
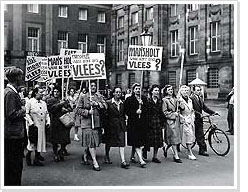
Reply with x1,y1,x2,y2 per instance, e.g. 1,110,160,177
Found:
130,36,138,45
58,5,68,18
116,74,122,87
207,68,219,88
210,21,221,52
97,11,106,23
78,34,88,53
188,4,199,12
118,16,124,29
146,7,153,21
168,71,177,87
97,35,106,54
79,8,87,21
128,73,136,88
27,4,39,13
131,11,139,25
170,30,179,57
118,39,124,62
27,27,40,52
170,4,177,17
57,31,68,53
186,69,196,85
189,26,198,55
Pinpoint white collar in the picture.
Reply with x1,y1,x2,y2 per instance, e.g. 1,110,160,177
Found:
7,84,18,94
111,98,123,104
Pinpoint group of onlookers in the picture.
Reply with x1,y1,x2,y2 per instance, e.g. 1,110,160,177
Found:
4,67,234,186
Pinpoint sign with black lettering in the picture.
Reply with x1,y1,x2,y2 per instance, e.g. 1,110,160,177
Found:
60,48,82,56
25,56,45,81
47,55,73,79
127,45,163,71
37,57,48,82
71,53,106,80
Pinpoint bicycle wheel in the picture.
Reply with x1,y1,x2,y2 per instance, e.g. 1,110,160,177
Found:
208,128,230,156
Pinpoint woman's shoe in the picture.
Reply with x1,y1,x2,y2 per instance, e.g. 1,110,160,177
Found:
92,164,101,171
104,156,112,164
130,157,138,163
152,157,161,163
162,147,167,158
188,154,197,160
53,155,60,162
81,154,90,165
26,155,32,166
121,161,130,169
139,162,146,168
173,157,182,163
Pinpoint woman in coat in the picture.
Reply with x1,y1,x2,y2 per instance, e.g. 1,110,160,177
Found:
47,86,73,162
75,81,107,171
124,83,148,168
104,86,130,169
26,87,50,166
162,85,182,163
146,84,164,163
178,85,196,160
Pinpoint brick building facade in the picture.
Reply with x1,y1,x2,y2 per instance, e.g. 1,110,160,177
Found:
110,4,234,98
4,4,112,89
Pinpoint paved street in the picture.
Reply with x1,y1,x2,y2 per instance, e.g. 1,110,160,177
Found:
21,100,235,186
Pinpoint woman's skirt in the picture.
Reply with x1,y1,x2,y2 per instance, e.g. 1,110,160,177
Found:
81,128,100,148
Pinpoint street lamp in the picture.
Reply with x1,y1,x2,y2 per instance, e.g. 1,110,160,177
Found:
140,26,152,46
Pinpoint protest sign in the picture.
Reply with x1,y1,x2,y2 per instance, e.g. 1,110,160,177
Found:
25,56,45,81
60,48,82,56
37,57,49,82
127,45,163,71
47,55,73,79
71,53,106,80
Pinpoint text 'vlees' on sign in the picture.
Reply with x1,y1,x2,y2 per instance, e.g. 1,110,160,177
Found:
127,45,163,71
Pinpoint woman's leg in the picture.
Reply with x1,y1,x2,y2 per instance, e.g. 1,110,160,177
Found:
104,144,112,163
26,150,32,166
135,147,146,165
171,145,180,159
130,146,136,161
187,143,196,160
119,147,125,163
58,144,66,161
89,147,99,168
74,127,80,141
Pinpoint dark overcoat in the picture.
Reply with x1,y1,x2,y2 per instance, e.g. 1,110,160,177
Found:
124,94,149,147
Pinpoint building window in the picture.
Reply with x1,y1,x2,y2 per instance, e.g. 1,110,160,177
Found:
170,4,177,17
170,30,179,57
27,4,39,13
189,26,198,55
116,74,122,87
58,31,68,53
118,16,124,29
58,5,68,18
146,7,153,21
208,68,219,88
97,35,106,53
4,4,8,11
186,70,196,85
78,34,87,53
210,21,221,52
131,12,138,25
98,11,105,23
27,27,39,52
118,39,124,62
79,8,87,20
4,24,9,50
168,71,176,87
188,4,199,11
129,73,136,88
131,36,138,45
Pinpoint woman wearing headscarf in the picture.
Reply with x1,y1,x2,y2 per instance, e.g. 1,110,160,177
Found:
26,87,50,166
162,85,182,163
124,83,148,168
47,86,73,162
75,81,107,171
178,85,196,160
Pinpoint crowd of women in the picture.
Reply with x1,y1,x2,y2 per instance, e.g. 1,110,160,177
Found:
21,81,219,171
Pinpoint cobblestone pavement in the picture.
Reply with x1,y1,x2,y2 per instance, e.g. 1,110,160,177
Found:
21,100,235,187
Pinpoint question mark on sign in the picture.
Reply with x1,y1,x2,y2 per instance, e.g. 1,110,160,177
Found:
155,59,160,71
99,60,105,75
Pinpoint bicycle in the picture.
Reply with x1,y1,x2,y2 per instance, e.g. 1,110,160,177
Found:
180,114,230,156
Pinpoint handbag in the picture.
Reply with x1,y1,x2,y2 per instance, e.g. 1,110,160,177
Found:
28,124,38,144
59,112,75,129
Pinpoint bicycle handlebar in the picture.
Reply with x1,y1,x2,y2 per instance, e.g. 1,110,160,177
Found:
201,113,220,119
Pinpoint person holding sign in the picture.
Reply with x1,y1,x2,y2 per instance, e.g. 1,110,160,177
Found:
47,86,73,162
124,83,149,168
75,81,107,171
104,86,130,169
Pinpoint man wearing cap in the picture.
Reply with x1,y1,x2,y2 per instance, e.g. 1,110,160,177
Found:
4,68,26,185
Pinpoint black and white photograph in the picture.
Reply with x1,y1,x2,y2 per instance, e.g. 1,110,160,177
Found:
1,0,241,191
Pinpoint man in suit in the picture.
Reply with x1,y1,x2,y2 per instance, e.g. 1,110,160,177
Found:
4,68,26,185
190,85,218,156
